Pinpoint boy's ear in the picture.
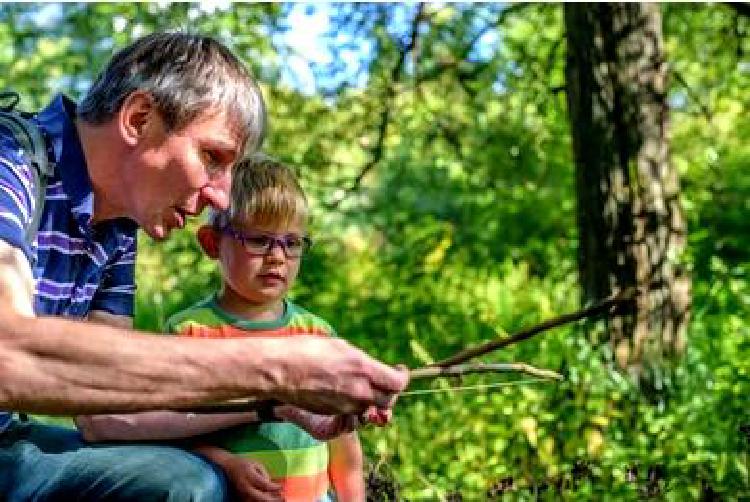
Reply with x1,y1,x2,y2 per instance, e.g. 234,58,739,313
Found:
118,90,158,147
197,225,221,259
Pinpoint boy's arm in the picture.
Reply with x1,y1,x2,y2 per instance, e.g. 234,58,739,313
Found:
75,410,257,442
87,310,133,329
328,432,365,502
74,310,249,442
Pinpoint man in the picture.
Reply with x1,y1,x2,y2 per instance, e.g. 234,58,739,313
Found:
0,32,407,500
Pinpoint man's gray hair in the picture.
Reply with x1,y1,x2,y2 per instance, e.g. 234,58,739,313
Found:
78,31,266,152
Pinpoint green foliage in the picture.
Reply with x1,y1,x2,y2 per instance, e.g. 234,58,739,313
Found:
6,3,750,499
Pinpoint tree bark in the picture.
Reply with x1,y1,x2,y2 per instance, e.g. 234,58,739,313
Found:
564,3,691,374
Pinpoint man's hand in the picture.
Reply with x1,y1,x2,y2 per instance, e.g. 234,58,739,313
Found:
265,336,409,415
193,445,282,502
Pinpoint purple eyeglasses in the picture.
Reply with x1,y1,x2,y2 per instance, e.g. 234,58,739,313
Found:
219,226,312,258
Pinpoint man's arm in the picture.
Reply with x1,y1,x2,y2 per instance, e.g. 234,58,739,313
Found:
0,242,408,415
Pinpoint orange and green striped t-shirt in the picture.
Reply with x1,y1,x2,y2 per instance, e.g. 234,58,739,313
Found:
165,294,335,502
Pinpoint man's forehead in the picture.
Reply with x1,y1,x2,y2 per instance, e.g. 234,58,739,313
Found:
189,109,244,150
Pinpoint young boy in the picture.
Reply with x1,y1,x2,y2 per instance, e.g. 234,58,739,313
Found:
77,154,368,502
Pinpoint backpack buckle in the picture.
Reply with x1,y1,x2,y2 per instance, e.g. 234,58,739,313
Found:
0,91,20,112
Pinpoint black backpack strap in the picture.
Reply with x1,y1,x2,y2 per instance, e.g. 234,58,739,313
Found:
0,91,53,247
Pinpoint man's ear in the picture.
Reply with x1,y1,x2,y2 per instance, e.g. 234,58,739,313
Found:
118,91,158,147
197,225,221,259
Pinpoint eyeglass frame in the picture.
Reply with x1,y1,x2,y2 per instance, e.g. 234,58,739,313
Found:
217,225,312,258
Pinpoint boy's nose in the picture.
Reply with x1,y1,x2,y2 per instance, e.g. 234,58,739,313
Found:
266,241,287,261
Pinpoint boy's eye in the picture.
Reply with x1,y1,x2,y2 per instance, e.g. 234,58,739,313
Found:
285,236,303,250
244,236,271,249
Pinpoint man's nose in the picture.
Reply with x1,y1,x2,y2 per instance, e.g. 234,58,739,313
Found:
199,171,232,211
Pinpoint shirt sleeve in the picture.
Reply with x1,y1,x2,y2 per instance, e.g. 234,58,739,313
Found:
0,133,37,264
163,314,179,334
90,232,137,317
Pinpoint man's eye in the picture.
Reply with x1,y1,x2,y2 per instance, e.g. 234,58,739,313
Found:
202,150,221,171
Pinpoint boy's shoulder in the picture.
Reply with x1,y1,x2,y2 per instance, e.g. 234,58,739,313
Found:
285,300,337,337
164,295,223,333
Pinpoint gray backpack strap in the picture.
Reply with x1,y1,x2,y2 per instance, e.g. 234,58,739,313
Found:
0,91,53,247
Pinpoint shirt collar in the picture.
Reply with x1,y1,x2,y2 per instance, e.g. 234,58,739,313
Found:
34,94,94,232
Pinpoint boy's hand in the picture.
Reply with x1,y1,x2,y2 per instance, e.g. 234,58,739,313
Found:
194,445,282,502
224,458,282,502
362,406,392,426
274,404,395,440
275,405,358,440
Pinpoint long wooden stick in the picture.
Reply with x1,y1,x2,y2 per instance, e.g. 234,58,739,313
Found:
411,362,562,381
428,287,635,368
179,291,632,414
181,362,562,413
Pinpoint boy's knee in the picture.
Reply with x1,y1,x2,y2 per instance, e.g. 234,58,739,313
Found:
158,454,228,502
97,446,228,502
165,473,226,502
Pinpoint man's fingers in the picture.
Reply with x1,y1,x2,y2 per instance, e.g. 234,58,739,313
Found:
278,337,410,415
371,363,410,409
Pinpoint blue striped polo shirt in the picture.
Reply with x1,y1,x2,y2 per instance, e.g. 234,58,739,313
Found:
0,94,138,431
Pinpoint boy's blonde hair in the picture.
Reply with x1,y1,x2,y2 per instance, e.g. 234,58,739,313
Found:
210,153,308,229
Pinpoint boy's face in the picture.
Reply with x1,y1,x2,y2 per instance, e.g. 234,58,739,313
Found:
212,218,305,307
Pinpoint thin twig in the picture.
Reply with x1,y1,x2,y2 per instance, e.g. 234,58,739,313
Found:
411,362,563,381
671,70,712,122
429,287,636,368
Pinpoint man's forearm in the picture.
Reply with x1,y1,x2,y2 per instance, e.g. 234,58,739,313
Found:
0,311,408,416
0,311,281,414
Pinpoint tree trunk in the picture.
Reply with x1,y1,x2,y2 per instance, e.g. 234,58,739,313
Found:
564,3,691,375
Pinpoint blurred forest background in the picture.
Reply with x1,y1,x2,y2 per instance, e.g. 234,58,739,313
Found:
1,2,750,499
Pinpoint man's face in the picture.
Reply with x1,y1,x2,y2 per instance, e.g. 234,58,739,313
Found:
123,108,242,240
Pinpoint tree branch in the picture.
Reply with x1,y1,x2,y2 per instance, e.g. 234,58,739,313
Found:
327,3,425,209
671,70,712,122
429,287,637,368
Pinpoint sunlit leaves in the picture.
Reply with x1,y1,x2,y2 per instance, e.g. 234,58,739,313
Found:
4,2,750,498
